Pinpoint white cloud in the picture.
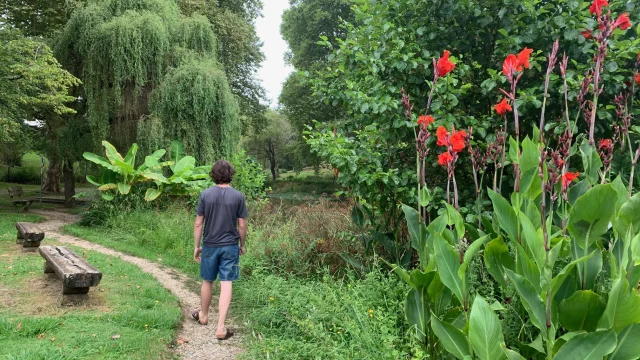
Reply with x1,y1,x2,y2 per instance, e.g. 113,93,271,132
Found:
256,0,294,108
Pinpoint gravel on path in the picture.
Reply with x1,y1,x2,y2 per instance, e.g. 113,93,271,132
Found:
31,209,243,360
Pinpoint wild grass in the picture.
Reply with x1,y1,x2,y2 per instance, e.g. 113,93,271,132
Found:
0,213,181,359
65,198,421,358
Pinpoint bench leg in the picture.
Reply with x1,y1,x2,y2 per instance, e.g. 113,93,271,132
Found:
44,262,54,274
21,241,41,252
61,293,89,306
16,231,23,244
63,285,90,295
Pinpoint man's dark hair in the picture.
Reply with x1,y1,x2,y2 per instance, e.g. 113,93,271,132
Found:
210,160,236,184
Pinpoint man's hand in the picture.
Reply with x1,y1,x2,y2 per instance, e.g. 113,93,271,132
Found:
240,246,246,256
194,247,202,263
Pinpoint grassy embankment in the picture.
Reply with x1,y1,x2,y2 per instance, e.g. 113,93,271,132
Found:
0,213,181,359
65,197,418,359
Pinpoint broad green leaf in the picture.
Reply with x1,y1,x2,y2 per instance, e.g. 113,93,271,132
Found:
171,156,196,178
519,214,545,272
519,137,540,195
516,244,541,293
558,290,605,332
102,140,124,163
112,159,135,176
505,269,547,335
503,347,525,360
611,176,629,212
484,236,514,288
599,275,640,332
616,192,640,242
571,239,602,290
101,193,114,201
488,189,519,243
97,168,118,185
406,287,429,343
469,296,506,360
431,314,471,359
552,331,586,355
567,184,617,250
83,152,118,172
169,140,185,171
352,204,365,228
554,330,616,360
579,140,603,186
144,188,162,202
123,143,138,166
445,203,466,241
403,204,429,265
409,269,435,289
117,183,131,195
550,252,594,300
86,175,101,187
459,235,489,280
140,172,168,184
428,273,452,316
609,324,640,360
434,231,464,305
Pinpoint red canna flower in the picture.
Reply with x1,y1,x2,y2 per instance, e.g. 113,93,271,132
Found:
417,115,434,127
438,152,454,166
613,13,632,30
437,50,456,77
502,54,519,76
494,98,513,115
436,126,449,147
636,73,640,86
450,129,467,153
589,0,609,17
517,48,533,70
599,138,613,149
581,29,593,39
562,172,580,189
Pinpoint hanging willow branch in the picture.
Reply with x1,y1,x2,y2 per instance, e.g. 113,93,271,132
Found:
54,0,240,161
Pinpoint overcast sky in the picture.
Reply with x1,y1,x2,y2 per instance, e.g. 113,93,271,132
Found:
256,0,294,107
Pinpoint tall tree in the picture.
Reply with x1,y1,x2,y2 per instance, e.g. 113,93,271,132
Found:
0,0,72,38
55,0,241,166
178,0,267,129
279,0,352,167
245,110,296,180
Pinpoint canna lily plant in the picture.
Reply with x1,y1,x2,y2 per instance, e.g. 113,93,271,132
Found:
393,2,640,359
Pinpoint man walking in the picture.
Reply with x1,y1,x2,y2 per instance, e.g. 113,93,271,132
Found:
191,160,247,340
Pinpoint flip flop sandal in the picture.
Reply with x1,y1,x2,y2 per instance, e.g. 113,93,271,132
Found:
191,309,207,325
216,330,234,340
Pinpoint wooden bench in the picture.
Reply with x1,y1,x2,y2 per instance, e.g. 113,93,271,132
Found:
16,222,45,251
8,186,23,198
39,246,102,303
13,199,35,212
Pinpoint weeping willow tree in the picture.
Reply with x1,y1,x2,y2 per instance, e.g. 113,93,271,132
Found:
54,0,240,163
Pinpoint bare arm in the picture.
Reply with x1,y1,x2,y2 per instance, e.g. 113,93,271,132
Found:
193,215,204,262
238,218,247,254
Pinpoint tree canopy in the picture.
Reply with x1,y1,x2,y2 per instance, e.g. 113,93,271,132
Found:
54,0,241,164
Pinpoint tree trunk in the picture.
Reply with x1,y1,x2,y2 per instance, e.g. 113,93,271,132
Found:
43,155,61,193
63,160,75,208
268,141,278,180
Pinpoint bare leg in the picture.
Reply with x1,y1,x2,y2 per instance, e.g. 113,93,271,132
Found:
216,281,233,335
200,281,213,324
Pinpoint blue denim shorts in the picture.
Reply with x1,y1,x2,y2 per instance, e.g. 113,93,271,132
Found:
200,244,240,282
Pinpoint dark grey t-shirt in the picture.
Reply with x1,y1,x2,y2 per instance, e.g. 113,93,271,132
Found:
196,186,248,248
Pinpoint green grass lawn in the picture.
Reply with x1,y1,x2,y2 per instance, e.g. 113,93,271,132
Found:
0,213,181,359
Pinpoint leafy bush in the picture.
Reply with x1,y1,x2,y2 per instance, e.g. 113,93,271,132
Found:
0,167,40,184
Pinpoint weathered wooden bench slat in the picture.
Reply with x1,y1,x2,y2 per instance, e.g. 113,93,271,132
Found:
39,246,102,295
16,222,44,249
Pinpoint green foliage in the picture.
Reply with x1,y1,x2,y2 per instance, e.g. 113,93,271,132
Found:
245,110,297,180
0,0,73,38
0,29,79,123
151,59,240,164
177,0,267,128
55,0,241,160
